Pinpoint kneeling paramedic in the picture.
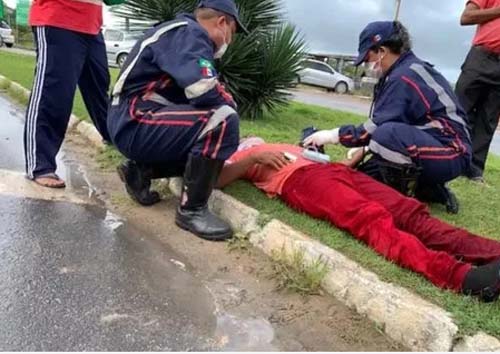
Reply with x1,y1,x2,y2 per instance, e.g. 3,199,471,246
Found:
304,21,472,214
107,0,248,241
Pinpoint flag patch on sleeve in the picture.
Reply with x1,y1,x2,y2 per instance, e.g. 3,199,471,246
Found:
199,58,215,78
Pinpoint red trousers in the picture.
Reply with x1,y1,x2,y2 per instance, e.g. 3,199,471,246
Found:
281,164,500,291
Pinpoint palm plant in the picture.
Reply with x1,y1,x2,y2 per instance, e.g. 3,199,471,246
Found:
112,0,305,119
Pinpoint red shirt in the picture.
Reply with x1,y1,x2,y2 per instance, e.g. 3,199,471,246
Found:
226,144,316,197
29,0,103,35
469,0,500,53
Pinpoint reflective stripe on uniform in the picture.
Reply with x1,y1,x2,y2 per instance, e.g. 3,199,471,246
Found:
363,119,378,134
198,105,237,140
416,121,444,131
369,140,413,165
111,21,188,106
410,63,470,140
185,78,218,99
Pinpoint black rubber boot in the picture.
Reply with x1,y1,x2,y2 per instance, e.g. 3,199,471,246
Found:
462,259,500,303
175,155,233,241
117,160,161,206
415,183,460,214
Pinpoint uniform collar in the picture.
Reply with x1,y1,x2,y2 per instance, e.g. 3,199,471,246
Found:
382,50,415,79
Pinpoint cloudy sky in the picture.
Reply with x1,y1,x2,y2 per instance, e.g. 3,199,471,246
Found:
285,0,475,81
4,0,474,81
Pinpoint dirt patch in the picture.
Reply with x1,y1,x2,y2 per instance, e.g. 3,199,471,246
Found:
62,132,404,351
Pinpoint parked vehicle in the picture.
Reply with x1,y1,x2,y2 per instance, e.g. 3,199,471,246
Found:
298,59,354,94
0,20,15,48
104,29,143,68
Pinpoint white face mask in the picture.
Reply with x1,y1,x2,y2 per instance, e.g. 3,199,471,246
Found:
366,53,384,79
214,26,228,59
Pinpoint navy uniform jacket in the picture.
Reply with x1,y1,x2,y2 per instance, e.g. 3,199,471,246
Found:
339,51,471,153
109,13,236,134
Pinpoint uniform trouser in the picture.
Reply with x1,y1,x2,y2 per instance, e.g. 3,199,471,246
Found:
455,46,500,176
109,102,240,166
282,164,500,291
24,26,111,179
367,122,470,184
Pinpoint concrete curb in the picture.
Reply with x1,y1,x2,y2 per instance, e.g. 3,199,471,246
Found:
453,332,500,352
76,121,105,149
2,74,500,351
253,220,457,351
0,74,94,145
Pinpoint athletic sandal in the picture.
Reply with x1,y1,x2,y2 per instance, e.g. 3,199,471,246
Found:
33,173,66,189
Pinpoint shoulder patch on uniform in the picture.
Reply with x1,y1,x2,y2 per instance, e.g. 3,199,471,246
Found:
199,58,215,69
199,58,215,78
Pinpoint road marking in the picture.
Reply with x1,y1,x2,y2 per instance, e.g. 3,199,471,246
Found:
0,169,90,205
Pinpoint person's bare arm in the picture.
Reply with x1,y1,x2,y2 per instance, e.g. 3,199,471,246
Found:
461,2,500,25
339,147,368,168
217,151,290,189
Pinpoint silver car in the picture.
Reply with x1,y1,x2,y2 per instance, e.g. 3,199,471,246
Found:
298,59,354,94
104,29,143,68
0,20,15,48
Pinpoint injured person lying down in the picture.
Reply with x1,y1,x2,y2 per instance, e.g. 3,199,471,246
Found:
217,137,500,302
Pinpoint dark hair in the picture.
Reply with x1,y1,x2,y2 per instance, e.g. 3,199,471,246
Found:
372,21,412,55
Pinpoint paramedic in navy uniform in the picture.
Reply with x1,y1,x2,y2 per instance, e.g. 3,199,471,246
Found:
108,0,248,242
304,21,472,214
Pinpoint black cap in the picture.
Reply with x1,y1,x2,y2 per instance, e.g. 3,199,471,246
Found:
198,0,249,35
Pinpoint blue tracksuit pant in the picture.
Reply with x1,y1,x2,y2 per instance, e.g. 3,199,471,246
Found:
24,26,110,179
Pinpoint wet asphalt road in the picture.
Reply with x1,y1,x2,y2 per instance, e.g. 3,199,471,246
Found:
290,88,370,116
0,95,220,351
0,196,217,351
0,95,273,351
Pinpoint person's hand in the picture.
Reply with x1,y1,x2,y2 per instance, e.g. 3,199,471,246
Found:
303,128,340,147
340,147,369,168
254,151,290,170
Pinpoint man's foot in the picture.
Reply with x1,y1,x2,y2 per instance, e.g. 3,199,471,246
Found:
469,175,486,184
33,173,66,189
465,164,485,183
442,185,460,214
462,259,500,303
117,161,161,206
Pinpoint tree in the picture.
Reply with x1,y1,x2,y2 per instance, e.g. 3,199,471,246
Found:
112,0,305,119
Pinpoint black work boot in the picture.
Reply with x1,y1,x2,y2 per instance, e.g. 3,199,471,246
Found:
462,259,500,303
465,163,485,183
175,155,233,241
117,160,161,206
415,183,460,214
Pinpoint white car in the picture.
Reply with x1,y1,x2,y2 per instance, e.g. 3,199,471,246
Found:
298,59,354,94
104,29,143,68
0,20,15,48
